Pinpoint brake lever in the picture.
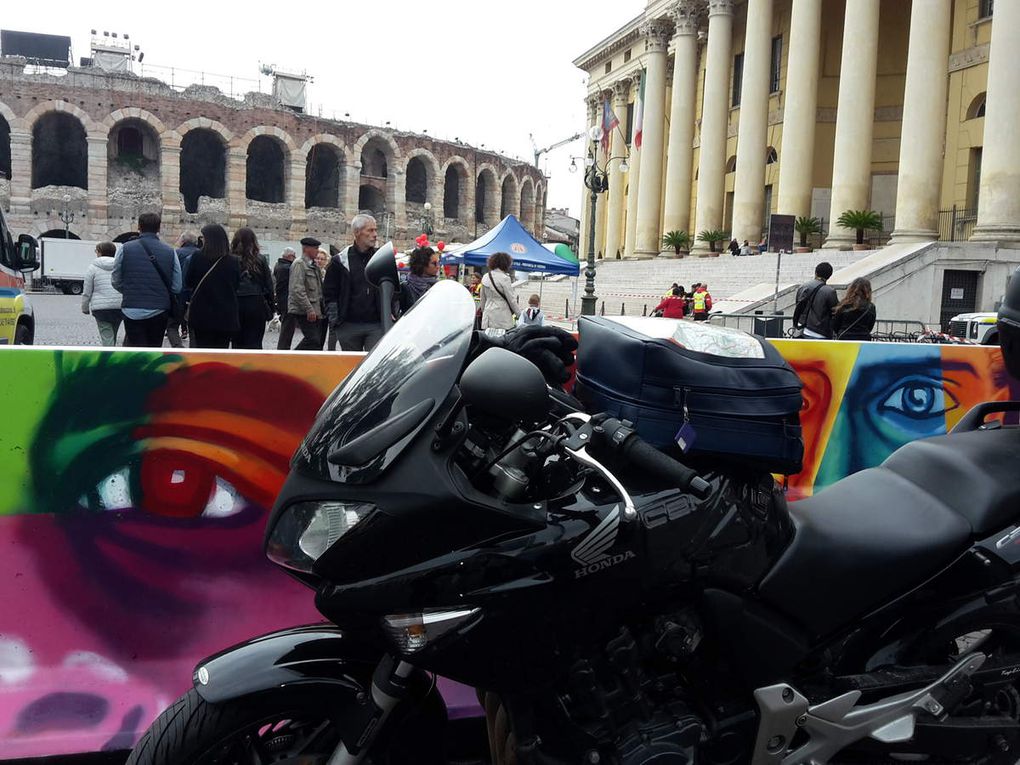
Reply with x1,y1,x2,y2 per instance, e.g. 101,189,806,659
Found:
562,442,638,521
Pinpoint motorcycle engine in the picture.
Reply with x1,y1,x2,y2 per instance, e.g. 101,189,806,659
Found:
615,713,702,764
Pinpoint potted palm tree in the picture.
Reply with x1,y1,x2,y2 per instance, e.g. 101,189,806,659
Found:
794,216,821,253
836,209,883,251
696,229,727,256
661,230,692,257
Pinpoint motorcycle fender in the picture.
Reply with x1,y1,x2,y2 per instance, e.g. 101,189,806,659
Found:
192,624,378,704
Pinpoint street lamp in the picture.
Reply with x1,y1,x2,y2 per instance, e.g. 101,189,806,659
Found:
576,126,628,316
59,194,75,239
420,201,435,237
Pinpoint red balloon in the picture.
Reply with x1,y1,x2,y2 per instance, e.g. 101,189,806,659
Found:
437,241,446,251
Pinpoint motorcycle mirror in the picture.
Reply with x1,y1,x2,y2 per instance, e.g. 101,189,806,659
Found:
365,242,399,289
460,348,549,424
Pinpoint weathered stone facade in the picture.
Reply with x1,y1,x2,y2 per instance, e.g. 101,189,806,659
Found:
0,57,548,247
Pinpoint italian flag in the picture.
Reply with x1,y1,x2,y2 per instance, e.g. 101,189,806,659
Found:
633,70,646,149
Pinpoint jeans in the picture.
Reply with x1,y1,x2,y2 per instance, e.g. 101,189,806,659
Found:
123,313,168,347
277,314,298,350
92,309,122,347
336,322,384,352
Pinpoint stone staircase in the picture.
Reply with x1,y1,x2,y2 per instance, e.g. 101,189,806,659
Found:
523,251,863,321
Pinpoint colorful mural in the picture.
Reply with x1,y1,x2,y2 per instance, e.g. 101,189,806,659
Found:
0,341,1016,759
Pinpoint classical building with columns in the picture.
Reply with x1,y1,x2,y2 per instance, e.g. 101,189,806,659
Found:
575,0,1015,260
0,57,546,248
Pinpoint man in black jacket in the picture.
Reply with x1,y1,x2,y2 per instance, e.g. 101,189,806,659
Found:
323,214,383,352
794,261,839,339
274,247,297,350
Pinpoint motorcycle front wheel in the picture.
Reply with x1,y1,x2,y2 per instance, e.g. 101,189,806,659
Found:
126,685,445,765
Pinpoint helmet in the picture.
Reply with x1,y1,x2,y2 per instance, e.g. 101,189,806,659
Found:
998,266,1020,380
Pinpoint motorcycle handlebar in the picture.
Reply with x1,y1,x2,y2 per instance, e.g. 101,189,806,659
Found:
593,416,713,500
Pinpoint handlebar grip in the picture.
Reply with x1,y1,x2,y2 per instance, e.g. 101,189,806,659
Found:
620,434,713,500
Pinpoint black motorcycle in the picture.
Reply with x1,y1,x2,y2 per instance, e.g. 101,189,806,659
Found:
128,257,1020,764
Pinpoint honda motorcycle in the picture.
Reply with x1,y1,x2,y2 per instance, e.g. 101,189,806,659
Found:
128,255,1020,764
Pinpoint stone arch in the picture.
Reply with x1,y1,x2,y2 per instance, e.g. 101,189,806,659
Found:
305,142,343,209
246,133,289,203
39,228,81,240
442,156,471,221
356,131,401,218
24,100,101,134
236,125,298,156
967,92,987,120
101,108,168,137
500,171,519,220
32,111,88,189
352,129,403,165
175,117,234,144
404,148,440,207
180,127,227,213
519,176,536,232
476,164,499,227
534,181,546,237
299,134,352,165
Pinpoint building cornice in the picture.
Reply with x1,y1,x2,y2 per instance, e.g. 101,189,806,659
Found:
572,14,646,71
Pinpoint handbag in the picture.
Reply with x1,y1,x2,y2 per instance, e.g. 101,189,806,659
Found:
184,256,224,324
138,237,185,324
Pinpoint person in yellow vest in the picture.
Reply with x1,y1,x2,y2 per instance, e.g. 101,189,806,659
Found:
692,283,713,322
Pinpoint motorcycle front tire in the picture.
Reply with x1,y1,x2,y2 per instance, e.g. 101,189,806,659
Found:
126,684,446,765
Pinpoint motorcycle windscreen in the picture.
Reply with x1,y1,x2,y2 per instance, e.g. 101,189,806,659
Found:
293,280,477,484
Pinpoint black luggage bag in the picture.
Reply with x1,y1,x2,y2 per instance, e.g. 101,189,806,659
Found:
574,316,804,474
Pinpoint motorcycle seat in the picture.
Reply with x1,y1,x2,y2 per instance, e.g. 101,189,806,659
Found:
760,428,1020,637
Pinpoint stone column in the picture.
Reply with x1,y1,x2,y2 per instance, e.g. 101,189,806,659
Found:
824,0,881,247
776,0,822,219
634,19,673,258
889,0,952,243
624,103,643,259
732,0,774,245
605,79,631,261
160,142,183,222
971,0,1020,242
661,1,700,243
8,130,32,216
693,0,735,251
86,133,109,232
579,97,598,260
288,158,308,239
227,146,247,229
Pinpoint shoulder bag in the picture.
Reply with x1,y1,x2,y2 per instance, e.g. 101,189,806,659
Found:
138,237,185,324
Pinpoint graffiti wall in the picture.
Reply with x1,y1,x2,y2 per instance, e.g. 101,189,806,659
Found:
0,342,1015,759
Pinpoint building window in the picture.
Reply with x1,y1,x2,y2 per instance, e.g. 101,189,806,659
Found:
979,0,993,19
624,102,635,146
725,155,737,173
732,53,744,107
605,61,612,75
624,49,631,63
763,184,774,229
766,146,778,164
770,36,782,93
968,147,983,212
967,92,987,119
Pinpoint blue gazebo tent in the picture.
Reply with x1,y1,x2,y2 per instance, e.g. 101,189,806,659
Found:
440,215,580,276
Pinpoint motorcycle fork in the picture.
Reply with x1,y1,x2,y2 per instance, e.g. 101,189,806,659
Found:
327,654,415,765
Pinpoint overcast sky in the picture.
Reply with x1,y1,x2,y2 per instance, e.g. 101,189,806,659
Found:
2,1,642,219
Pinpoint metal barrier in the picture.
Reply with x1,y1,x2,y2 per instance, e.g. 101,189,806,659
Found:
710,314,932,342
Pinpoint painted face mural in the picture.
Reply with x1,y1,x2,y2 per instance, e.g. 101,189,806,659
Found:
0,342,1015,758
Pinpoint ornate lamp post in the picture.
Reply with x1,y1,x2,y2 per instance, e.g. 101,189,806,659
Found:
59,194,76,239
572,126,628,316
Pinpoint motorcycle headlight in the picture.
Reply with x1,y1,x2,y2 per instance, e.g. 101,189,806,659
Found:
266,501,374,573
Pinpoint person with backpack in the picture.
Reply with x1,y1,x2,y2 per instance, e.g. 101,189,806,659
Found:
793,261,839,339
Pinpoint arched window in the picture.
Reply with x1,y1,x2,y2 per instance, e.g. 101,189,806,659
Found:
32,113,88,189
766,146,778,165
405,157,427,204
0,115,12,181
246,136,286,203
180,128,227,213
305,144,342,208
725,155,737,173
117,126,143,158
967,92,987,120
476,169,497,225
362,147,388,178
500,175,517,219
444,164,465,219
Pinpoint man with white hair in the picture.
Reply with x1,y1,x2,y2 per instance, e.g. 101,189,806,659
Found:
322,214,384,351
274,246,297,349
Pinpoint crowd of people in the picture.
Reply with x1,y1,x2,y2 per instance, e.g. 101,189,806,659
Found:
653,283,713,321
81,211,545,350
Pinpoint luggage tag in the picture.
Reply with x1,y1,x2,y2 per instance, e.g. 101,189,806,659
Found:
675,391,697,454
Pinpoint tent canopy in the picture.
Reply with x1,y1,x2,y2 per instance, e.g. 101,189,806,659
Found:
441,215,580,276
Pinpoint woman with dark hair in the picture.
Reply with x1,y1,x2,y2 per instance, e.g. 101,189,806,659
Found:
832,277,877,341
403,245,440,306
479,251,520,337
231,227,274,349
185,224,241,348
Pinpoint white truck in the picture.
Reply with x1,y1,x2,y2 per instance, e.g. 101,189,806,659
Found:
38,238,109,294
948,312,1000,345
